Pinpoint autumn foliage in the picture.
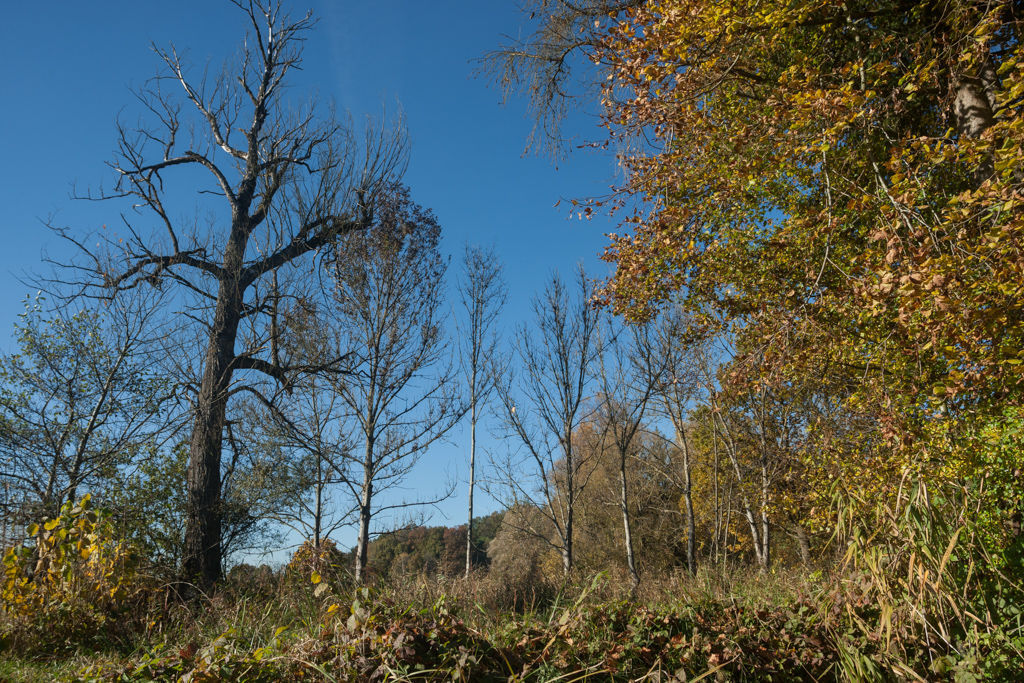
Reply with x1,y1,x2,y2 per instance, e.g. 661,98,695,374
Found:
588,0,1024,517
1,495,147,652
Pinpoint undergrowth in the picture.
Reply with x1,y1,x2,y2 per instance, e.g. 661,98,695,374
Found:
3,485,1024,681
0,565,1010,683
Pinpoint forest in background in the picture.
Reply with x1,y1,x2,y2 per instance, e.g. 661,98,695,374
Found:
2,0,1024,681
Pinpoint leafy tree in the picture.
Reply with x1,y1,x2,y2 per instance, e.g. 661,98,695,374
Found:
55,1,407,587
593,0,1024,472
0,294,170,532
496,0,1024,535
108,437,289,575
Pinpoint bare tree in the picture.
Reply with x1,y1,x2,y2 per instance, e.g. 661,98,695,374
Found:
257,370,357,552
492,264,601,576
479,0,644,154
455,244,507,578
317,186,462,583
636,309,711,575
50,2,406,587
594,317,668,589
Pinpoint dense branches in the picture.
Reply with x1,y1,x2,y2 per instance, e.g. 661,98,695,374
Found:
0,294,172,530
318,185,461,583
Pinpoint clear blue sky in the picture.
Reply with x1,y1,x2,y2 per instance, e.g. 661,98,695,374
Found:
0,1,623,560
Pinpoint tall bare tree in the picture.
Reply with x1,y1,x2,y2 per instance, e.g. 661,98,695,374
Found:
594,318,668,588
493,264,601,576
318,186,462,583
52,2,407,587
455,244,507,578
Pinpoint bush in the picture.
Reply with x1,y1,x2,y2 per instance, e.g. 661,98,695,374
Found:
0,494,150,653
286,538,347,588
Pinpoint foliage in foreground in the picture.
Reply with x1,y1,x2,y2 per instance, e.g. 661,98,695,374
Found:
55,572,1020,683
4,481,1024,681
1,495,149,654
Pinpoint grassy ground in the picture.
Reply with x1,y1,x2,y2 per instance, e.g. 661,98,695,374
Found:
1,566,1021,681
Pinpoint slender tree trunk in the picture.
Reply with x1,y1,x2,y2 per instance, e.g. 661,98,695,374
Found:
723,482,732,568
466,402,476,578
757,401,771,571
618,447,639,589
760,462,771,570
355,437,375,583
711,414,721,562
675,425,696,575
793,523,811,567
738,494,766,570
314,476,323,549
563,440,574,576
716,412,767,571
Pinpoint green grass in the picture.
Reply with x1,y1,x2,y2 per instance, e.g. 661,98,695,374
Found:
0,657,83,683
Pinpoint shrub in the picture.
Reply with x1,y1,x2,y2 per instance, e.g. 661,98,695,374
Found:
0,494,149,653
286,538,347,585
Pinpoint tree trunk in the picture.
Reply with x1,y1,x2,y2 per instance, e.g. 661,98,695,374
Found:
759,442,771,570
675,425,696,575
618,447,639,589
466,402,476,579
793,523,812,567
955,55,998,183
711,413,721,562
739,494,766,570
182,273,244,589
723,483,732,568
563,459,574,577
717,412,768,571
756,393,772,571
354,437,375,583
314,473,323,549
560,427,575,577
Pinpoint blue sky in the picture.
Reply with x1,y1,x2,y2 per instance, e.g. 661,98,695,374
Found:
0,2,625,560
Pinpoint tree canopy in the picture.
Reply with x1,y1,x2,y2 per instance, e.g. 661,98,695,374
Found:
585,0,1024,498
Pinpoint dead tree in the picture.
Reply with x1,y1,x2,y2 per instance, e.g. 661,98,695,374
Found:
52,1,406,587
